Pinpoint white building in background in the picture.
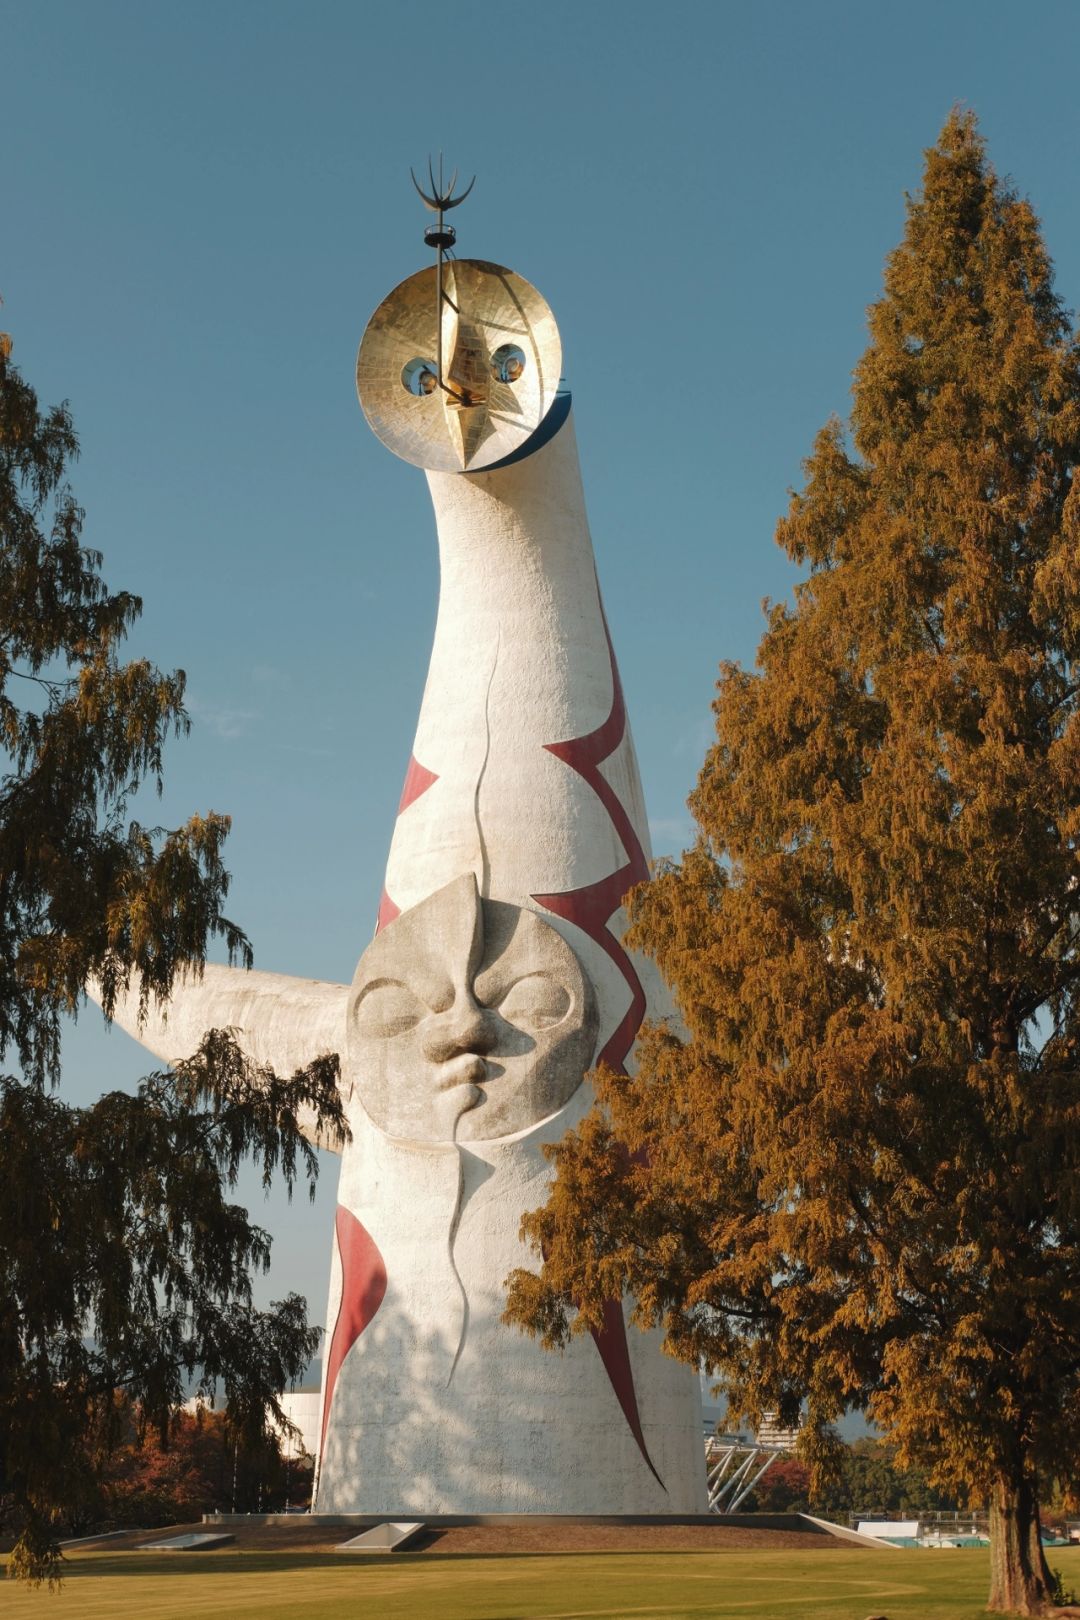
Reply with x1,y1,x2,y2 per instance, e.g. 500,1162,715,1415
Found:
276,1389,320,1462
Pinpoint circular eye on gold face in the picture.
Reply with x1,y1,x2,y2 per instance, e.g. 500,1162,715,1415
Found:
401,357,438,397
494,973,571,1032
490,344,526,384
353,980,427,1038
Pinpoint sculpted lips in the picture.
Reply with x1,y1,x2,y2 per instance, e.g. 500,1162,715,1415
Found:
436,1054,488,1095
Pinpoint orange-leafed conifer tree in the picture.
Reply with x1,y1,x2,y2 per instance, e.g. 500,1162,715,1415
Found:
506,111,1080,1616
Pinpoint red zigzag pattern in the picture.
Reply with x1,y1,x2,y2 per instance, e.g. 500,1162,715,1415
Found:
325,626,663,1490
533,600,664,1491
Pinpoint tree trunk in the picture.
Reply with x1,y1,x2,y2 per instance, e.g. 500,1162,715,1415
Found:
987,1466,1055,1614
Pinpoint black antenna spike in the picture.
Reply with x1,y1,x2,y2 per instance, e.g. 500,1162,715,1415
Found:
410,158,475,407
411,156,475,215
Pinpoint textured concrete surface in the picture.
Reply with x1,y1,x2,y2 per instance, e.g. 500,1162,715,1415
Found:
347,873,597,1142
96,396,706,1518
317,407,705,1514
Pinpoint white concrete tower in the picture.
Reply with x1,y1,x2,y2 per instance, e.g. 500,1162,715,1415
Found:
101,174,707,1515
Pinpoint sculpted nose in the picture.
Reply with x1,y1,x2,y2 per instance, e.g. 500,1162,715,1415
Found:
423,1000,498,1063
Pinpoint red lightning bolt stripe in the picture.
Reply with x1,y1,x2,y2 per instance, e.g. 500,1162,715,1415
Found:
376,755,439,933
317,1206,388,1472
532,596,665,1491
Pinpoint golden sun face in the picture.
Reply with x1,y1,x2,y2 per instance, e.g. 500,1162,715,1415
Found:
356,258,562,473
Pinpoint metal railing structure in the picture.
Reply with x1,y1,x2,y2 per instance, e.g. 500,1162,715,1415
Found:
705,1414,801,1514
850,1509,990,1545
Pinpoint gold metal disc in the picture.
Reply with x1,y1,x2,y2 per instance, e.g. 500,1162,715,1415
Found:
356,258,562,473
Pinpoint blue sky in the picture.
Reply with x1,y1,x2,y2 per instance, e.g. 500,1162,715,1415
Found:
5,0,1080,1328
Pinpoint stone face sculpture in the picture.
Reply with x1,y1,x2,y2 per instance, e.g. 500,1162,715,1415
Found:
348,874,597,1145
101,219,708,1514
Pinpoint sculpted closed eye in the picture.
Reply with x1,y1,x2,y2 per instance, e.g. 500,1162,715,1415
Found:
494,973,571,1032
353,980,426,1038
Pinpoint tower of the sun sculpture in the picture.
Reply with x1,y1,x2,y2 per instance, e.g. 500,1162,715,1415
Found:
103,169,707,1514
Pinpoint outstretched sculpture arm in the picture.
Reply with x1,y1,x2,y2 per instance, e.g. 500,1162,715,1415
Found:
89,964,349,1153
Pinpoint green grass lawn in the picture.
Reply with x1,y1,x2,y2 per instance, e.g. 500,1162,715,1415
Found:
4,1546,1080,1620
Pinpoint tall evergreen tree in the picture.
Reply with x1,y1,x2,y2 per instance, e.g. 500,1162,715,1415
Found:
0,344,345,1582
506,112,1080,1616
